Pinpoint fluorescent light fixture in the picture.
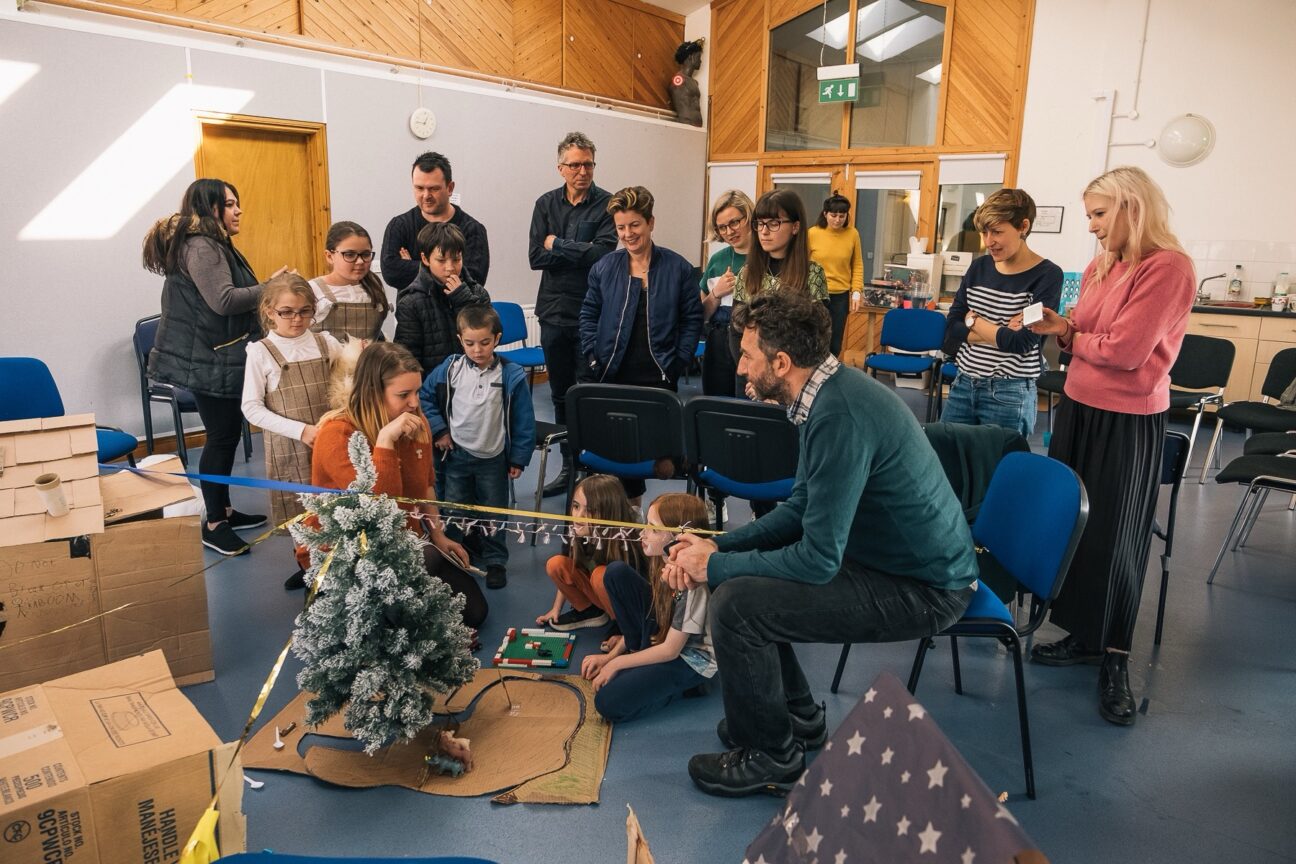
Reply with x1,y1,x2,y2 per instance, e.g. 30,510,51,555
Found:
917,63,941,84
806,13,850,51
858,15,944,63
0,60,39,110
856,0,920,43
21,83,254,242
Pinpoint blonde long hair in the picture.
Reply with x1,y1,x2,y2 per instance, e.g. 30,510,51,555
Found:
320,342,428,445
1083,166,1184,287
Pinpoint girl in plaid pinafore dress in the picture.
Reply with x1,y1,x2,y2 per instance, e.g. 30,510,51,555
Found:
309,221,389,342
242,274,343,584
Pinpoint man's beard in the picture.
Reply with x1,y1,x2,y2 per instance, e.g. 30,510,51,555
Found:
749,369,792,405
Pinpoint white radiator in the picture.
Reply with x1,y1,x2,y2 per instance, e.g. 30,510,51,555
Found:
502,303,543,350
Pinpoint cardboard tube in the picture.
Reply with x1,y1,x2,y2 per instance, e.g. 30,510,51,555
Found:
34,473,69,518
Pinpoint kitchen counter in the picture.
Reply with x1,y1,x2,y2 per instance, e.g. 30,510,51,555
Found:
1192,304,1293,318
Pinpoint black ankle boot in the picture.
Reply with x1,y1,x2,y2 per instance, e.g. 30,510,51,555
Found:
1098,652,1136,726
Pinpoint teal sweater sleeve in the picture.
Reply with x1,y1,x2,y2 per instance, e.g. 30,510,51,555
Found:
709,404,869,586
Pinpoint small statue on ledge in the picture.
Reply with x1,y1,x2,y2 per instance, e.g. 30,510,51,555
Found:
669,39,704,127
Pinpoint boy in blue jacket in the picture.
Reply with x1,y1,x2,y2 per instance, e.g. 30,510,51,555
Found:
420,304,536,589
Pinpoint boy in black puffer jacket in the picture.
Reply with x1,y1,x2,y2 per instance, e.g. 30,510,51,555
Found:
394,222,491,374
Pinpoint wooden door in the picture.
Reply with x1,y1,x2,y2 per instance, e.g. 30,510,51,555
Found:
564,0,633,102
632,10,682,110
195,116,331,280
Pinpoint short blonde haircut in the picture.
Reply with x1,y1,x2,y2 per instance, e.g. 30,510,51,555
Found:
709,189,755,242
972,188,1037,236
607,186,654,221
1083,165,1185,286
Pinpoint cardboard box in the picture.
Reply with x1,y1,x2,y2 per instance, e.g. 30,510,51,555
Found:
0,414,105,544
0,651,245,864
0,457,211,692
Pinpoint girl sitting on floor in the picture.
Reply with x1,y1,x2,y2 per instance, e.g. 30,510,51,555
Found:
538,474,646,632
580,492,715,723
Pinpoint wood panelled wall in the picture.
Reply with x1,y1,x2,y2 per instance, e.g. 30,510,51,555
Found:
708,0,1035,170
88,0,683,110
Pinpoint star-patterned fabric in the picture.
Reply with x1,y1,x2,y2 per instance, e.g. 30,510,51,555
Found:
743,672,1048,864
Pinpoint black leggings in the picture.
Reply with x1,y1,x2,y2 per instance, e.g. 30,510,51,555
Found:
423,546,489,629
192,391,244,521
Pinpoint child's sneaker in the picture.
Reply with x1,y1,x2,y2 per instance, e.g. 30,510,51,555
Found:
202,522,250,556
550,606,609,631
485,566,508,590
226,509,268,530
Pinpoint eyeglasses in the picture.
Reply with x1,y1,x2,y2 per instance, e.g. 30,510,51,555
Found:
755,218,791,233
715,216,747,234
559,161,596,173
274,308,315,320
334,249,374,263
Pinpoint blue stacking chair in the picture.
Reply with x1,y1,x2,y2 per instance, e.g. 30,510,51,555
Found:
864,308,946,421
134,314,252,467
1152,431,1190,646
934,360,959,418
0,356,137,465
831,451,1088,799
684,396,799,529
563,383,686,504
493,302,546,391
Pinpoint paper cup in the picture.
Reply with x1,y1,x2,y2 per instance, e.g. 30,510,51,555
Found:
34,472,70,518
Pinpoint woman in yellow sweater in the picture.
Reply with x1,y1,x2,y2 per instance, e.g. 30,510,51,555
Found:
807,193,864,356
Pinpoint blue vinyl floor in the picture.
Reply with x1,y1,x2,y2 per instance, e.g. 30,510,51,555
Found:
179,376,1296,863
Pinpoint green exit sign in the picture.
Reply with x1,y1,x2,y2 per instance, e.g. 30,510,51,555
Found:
819,78,859,103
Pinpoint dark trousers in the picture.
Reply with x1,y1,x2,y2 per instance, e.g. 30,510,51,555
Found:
192,391,244,521
597,562,704,723
441,448,510,569
422,545,489,629
827,292,850,356
710,561,972,754
702,320,737,397
539,322,583,424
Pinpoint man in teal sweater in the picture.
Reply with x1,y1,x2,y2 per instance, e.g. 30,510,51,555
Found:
666,291,978,797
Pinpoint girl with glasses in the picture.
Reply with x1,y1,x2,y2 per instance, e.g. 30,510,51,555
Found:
242,273,344,587
699,190,754,398
729,189,829,394
309,221,390,342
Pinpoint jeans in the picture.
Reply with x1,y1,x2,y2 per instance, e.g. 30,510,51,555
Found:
596,562,703,722
710,560,972,754
192,391,243,520
539,322,583,424
941,374,1038,438
441,448,510,569
827,292,850,357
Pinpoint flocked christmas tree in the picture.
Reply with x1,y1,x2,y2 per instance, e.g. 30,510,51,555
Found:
290,431,479,754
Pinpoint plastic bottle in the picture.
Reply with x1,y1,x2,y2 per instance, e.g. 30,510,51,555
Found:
1274,271,1290,312
1227,265,1244,299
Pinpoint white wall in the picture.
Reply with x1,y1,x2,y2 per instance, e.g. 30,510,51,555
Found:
1017,0,1296,293
0,5,706,437
685,5,711,114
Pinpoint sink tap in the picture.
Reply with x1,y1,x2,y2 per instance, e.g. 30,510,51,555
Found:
1197,273,1226,303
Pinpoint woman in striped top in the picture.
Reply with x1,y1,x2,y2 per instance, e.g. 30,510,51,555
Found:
941,189,1063,437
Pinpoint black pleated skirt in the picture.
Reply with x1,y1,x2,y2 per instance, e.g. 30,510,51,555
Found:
1047,395,1166,652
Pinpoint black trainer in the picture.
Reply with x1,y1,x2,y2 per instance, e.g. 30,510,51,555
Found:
226,509,268,531
688,745,805,798
485,566,508,590
202,522,250,556
284,568,306,590
717,701,827,750
549,606,609,631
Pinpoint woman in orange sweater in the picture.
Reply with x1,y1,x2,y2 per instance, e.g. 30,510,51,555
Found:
307,341,488,628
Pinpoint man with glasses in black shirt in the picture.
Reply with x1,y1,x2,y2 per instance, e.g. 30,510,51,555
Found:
528,131,617,496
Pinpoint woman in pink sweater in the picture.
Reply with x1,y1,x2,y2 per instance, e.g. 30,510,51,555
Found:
1027,166,1195,726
